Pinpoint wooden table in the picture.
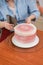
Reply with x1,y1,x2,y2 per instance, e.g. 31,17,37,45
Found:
0,30,43,65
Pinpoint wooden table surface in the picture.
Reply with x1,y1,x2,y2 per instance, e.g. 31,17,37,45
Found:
0,30,43,65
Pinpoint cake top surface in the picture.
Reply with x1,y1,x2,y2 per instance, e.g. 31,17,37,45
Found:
14,23,37,36
16,24,33,32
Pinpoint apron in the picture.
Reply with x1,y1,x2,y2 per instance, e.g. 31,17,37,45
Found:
0,28,12,42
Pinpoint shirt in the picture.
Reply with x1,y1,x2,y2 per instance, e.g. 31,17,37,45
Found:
0,0,40,23
7,1,16,16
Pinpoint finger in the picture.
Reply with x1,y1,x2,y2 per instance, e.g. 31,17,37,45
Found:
25,20,30,24
9,26,14,29
7,25,14,30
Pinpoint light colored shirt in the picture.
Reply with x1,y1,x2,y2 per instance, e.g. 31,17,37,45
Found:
0,0,40,23
9,7,16,16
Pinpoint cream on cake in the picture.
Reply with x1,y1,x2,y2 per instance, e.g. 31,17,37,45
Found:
14,23,37,43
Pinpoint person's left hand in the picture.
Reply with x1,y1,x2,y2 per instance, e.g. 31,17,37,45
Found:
25,17,31,24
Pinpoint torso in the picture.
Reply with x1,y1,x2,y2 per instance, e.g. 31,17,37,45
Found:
0,0,30,21
7,0,16,16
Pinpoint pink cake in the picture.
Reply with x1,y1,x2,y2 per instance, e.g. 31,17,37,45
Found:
14,23,37,43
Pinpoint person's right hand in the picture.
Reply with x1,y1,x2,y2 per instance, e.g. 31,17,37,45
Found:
4,22,14,31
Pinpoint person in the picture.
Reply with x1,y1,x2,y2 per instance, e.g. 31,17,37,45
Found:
0,0,40,41
0,0,40,30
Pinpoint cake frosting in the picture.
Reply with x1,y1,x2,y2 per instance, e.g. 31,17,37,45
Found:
14,23,37,43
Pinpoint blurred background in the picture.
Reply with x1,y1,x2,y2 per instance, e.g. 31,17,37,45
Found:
32,0,43,31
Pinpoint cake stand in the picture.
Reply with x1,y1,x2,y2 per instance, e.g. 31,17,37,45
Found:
12,35,39,48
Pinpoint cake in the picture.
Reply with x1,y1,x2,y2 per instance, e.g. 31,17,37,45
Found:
14,23,37,43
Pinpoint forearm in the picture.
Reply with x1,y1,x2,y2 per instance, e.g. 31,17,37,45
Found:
29,14,36,21
31,11,40,19
0,21,14,31
0,21,5,28
29,11,40,21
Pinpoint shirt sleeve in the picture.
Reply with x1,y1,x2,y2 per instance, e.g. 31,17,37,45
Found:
0,11,4,21
26,0,40,19
0,0,4,21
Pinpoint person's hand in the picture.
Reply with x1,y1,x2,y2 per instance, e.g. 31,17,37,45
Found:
25,17,31,24
4,22,14,31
